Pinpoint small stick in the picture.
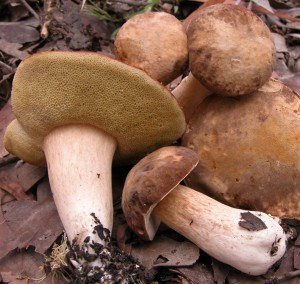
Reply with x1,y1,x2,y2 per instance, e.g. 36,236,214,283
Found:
19,0,40,20
266,270,300,283
41,0,56,39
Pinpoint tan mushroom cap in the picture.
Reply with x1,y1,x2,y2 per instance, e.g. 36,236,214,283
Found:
122,146,198,240
6,51,186,165
114,12,188,85
182,79,300,219
187,4,275,96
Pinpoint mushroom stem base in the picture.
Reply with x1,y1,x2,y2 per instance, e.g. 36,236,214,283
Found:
43,124,117,247
152,184,287,276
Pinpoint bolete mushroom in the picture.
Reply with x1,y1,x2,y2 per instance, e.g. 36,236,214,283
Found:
172,4,276,121
4,51,186,274
114,11,188,85
182,78,300,219
122,146,287,276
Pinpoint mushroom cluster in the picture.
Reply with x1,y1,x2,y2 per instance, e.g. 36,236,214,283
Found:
3,2,296,281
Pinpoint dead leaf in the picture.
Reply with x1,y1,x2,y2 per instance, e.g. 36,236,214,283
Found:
239,212,267,231
0,39,29,60
227,271,264,283
0,198,63,259
177,263,215,284
252,0,274,13
0,162,46,202
131,235,200,272
0,21,40,44
272,32,289,52
0,250,68,284
212,259,230,284
294,247,300,270
272,247,299,284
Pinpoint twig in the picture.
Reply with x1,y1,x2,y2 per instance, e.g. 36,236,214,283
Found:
0,155,19,168
0,61,13,73
18,0,40,20
110,0,147,7
266,270,300,283
41,0,57,39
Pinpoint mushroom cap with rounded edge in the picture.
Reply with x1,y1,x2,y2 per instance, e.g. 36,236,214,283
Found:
5,119,46,165
187,4,275,96
122,146,198,240
114,12,188,85
182,78,300,219
6,51,186,165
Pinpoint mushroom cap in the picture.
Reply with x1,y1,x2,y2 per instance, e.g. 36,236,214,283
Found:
6,51,186,165
114,12,188,85
182,78,300,219
5,119,46,165
187,4,275,96
122,146,198,240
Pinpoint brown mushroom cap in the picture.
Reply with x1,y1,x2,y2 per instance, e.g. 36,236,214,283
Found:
114,12,188,85
182,78,300,219
6,51,186,165
187,4,275,96
122,146,198,240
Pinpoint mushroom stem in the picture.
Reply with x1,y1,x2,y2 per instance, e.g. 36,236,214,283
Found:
172,73,211,122
152,184,287,276
43,124,117,247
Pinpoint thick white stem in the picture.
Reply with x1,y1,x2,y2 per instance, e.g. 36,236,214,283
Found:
43,124,117,246
153,185,287,276
172,72,211,122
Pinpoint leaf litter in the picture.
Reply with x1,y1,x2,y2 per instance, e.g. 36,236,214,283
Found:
0,0,299,283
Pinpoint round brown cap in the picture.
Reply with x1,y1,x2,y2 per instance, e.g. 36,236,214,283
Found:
114,12,188,85
182,79,300,219
122,146,198,240
187,4,275,96
6,51,186,165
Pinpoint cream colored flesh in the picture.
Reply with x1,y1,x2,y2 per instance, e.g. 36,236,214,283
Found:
153,185,287,276
43,124,117,246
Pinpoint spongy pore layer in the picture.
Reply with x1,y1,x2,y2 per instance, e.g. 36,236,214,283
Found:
6,51,186,165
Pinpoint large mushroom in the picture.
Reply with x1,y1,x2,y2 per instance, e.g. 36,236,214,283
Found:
114,11,188,85
172,4,276,121
182,78,300,219
122,146,288,276
4,51,186,276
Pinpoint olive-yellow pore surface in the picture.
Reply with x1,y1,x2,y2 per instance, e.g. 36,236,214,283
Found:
6,51,186,165
187,4,275,96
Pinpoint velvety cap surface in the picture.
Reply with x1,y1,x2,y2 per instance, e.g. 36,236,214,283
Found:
8,51,186,164
182,79,300,219
187,4,275,96
115,12,188,85
122,146,198,240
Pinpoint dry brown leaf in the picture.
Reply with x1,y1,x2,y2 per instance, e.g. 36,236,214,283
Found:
294,247,300,270
131,235,200,272
0,20,40,44
0,250,68,284
272,247,299,284
227,271,264,283
0,162,46,202
177,263,215,284
0,198,63,259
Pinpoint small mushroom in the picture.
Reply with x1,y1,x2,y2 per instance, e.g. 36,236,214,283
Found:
172,4,276,121
182,78,300,219
122,146,287,276
4,51,186,274
114,11,188,85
